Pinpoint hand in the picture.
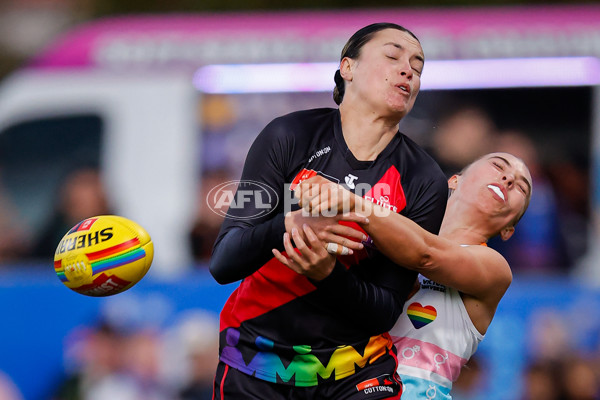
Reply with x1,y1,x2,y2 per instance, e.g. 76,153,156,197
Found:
295,175,357,215
272,224,336,281
284,209,368,252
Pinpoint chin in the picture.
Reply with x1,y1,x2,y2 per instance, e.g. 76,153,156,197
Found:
387,101,413,117
387,107,409,120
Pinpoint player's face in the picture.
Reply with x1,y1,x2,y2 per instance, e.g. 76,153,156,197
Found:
342,29,424,118
453,152,532,233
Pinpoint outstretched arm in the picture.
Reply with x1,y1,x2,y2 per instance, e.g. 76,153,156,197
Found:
359,199,512,303
295,176,512,305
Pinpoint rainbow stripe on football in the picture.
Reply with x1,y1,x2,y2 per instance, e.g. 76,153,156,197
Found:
54,215,154,297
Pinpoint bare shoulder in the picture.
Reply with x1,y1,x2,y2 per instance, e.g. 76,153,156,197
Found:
459,245,512,334
471,245,512,281
461,244,512,301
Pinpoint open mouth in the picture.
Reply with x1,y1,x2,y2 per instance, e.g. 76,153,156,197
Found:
487,184,505,201
397,84,410,94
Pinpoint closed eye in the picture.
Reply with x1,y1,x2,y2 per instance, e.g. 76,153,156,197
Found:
492,161,505,170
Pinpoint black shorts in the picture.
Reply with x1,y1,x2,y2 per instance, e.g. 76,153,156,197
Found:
213,359,402,400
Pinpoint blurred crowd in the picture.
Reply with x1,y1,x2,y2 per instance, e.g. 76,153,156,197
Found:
0,76,596,400
52,305,220,400
0,165,112,264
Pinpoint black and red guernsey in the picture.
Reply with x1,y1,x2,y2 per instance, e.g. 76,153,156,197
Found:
210,108,447,387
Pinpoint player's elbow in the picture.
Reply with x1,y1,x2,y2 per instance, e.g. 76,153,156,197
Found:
417,252,435,273
414,241,442,274
209,256,236,285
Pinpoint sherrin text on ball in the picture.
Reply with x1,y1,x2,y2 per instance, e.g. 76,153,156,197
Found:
54,215,154,297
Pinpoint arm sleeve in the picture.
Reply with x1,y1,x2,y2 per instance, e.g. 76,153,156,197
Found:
404,169,449,235
209,119,292,284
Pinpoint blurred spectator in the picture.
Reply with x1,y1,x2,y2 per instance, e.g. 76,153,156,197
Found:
521,361,561,400
169,311,220,400
198,95,239,173
189,168,232,265
489,130,569,273
119,329,171,400
54,321,172,400
559,357,599,400
0,169,31,263
30,166,111,260
527,309,572,364
452,355,487,400
53,322,124,400
522,356,600,400
0,371,23,400
545,153,590,272
429,105,497,177
198,95,262,176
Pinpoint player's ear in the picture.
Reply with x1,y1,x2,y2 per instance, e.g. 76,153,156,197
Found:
340,57,354,82
448,175,459,190
500,226,515,241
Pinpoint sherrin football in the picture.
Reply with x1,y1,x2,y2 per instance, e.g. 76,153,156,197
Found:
54,215,154,297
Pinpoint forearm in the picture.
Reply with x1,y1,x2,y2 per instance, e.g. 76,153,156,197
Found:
210,213,286,284
358,197,437,272
209,118,292,285
357,198,504,298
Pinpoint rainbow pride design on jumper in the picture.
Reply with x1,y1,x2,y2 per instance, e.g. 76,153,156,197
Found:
407,302,437,329
55,238,145,282
221,328,395,387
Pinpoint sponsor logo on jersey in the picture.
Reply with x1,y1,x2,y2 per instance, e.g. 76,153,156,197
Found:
307,145,331,164
363,166,406,213
421,279,446,293
356,373,400,395
344,173,358,189
289,168,318,191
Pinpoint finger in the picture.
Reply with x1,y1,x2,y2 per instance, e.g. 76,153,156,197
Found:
322,233,364,250
300,185,319,211
329,224,367,242
273,248,304,275
310,193,325,214
272,248,291,267
337,212,370,225
282,232,298,261
286,230,312,267
302,224,337,256
294,186,304,207
315,189,344,215
296,184,314,208
326,242,351,256
290,227,311,256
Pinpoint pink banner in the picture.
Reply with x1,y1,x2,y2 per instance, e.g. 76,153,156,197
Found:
29,5,600,69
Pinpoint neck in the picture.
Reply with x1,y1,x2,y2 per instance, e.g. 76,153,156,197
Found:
439,225,489,245
439,201,490,245
339,103,400,161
